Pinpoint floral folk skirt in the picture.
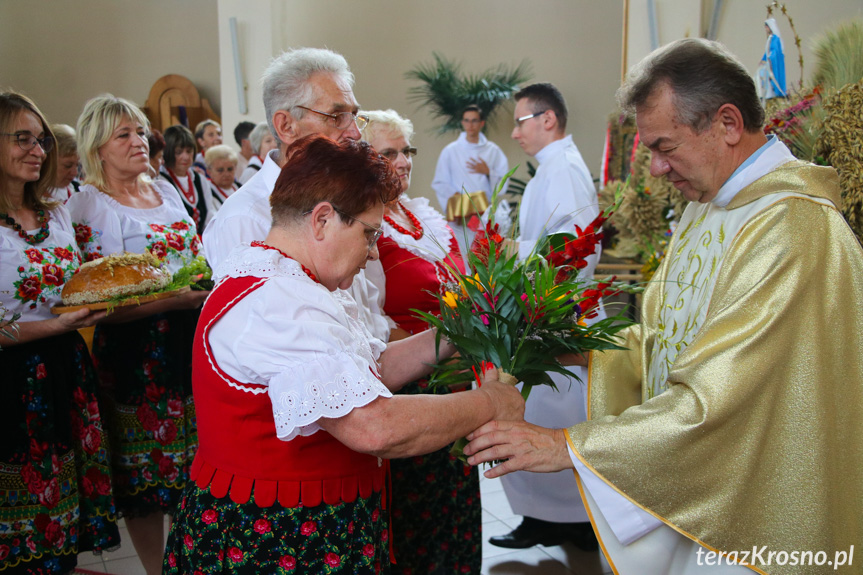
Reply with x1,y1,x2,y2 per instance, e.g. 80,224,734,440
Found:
390,380,482,574
0,331,120,574
92,308,199,518
164,483,390,574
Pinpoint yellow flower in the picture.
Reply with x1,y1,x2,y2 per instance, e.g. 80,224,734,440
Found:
442,291,459,309
459,274,485,296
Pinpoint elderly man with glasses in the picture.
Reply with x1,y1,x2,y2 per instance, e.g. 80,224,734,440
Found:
203,47,390,342
487,82,603,554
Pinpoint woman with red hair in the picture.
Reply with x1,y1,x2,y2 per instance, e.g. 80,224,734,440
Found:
163,135,523,574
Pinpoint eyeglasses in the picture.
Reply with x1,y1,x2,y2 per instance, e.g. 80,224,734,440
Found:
303,205,383,250
295,106,369,131
379,146,417,163
334,208,383,250
514,110,548,128
2,132,54,153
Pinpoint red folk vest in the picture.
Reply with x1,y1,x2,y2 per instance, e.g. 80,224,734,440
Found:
190,275,386,508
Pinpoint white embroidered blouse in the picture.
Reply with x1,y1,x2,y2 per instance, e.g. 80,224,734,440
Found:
208,243,392,441
66,180,202,274
0,205,82,322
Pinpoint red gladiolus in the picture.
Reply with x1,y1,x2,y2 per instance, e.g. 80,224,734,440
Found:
469,221,504,266
580,279,618,319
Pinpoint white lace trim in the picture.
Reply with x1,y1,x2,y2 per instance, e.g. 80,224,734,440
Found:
272,369,393,441
216,243,313,283
215,243,385,383
382,195,455,264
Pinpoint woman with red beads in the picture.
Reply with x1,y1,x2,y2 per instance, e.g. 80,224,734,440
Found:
163,135,522,574
361,110,481,574
0,91,120,574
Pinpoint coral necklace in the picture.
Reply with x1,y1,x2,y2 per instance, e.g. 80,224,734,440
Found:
0,209,50,245
251,241,319,283
384,201,423,240
166,167,197,207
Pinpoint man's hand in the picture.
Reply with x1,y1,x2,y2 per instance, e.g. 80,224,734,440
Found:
466,157,490,176
557,352,588,367
463,421,573,478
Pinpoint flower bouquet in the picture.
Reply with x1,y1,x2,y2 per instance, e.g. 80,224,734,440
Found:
415,171,634,458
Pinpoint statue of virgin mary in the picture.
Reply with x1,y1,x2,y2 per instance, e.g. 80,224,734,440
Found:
757,17,787,100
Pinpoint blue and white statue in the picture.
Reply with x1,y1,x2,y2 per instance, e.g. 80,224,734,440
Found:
758,18,787,100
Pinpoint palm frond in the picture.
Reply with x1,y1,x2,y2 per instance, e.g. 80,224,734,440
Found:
405,53,532,135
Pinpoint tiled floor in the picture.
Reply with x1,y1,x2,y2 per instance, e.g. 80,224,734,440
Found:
76,474,612,574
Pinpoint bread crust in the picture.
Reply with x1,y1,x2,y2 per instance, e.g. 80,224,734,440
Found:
62,253,171,305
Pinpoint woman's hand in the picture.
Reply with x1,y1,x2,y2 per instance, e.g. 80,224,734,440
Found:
463,421,573,478
477,368,524,423
100,289,210,323
58,307,107,330
1,308,107,347
171,288,210,310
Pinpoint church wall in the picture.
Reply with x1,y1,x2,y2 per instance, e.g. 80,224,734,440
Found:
2,0,859,207
0,0,220,131
217,0,625,204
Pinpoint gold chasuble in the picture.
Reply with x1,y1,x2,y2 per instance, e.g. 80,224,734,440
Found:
567,162,863,575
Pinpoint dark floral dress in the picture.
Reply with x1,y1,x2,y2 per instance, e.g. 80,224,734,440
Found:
164,485,390,574
375,197,481,574
67,182,203,517
389,382,481,574
91,309,199,517
0,209,120,574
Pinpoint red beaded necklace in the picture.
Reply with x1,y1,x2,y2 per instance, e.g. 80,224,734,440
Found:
251,241,319,283
384,201,423,240
0,209,50,245
166,167,197,207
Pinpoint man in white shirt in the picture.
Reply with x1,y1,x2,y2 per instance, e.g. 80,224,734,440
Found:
203,47,390,342
466,39,863,575
432,105,509,264
488,83,600,552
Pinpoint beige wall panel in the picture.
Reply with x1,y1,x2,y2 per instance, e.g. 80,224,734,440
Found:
0,0,219,128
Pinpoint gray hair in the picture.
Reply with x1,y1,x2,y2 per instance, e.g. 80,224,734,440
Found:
261,47,354,140
617,38,765,133
361,109,414,145
249,122,271,155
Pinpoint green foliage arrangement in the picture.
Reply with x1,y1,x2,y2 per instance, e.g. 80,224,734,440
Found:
811,19,863,92
405,53,532,134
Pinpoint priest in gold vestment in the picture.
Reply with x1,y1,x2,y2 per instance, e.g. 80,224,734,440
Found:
465,38,863,575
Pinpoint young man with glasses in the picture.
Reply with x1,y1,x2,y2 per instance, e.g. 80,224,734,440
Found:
489,82,602,554
432,104,509,265
203,47,390,342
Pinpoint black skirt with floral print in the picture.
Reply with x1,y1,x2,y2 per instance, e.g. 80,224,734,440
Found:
0,332,120,574
390,380,482,574
92,308,199,518
164,483,390,574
